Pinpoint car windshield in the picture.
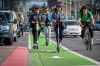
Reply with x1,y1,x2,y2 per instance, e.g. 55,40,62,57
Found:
65,16,74,20
67,21,79,25
0,12,12,21
0,12,12,24
0,14,7,24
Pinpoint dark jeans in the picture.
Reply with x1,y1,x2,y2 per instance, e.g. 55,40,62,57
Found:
81,22,94,39
20,27,23,35
54,27,64,42
32,28,41,44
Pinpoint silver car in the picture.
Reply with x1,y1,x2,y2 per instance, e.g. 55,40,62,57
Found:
64,20,81,37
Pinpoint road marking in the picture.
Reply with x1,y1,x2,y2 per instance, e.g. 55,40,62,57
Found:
28,33,100,65
49,56,63,59
40,50,55,52
28,33,32,50
50,40,100,65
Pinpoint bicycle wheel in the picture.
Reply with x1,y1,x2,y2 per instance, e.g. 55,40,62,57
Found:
45,39,49,46
88,35,92,50
84,28,89,50
57,39,60,53
89,42,92,50
45,27,49,46
84,28,92,51
56,27,60,53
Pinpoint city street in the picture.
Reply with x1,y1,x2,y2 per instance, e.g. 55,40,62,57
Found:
62,31,100,61
0,33,28,66
0,31,100,66
0,0,100,66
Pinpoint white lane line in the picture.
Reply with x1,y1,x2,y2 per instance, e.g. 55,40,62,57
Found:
28,31,100,65
50,40,100,65
28,33,32,50
62,46,100,65
48,56,64,59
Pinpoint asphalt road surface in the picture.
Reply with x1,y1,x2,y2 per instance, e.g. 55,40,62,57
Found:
0,31,100,66
61,31,100,61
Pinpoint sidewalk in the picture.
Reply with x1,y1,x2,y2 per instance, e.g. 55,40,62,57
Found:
28,33,98,66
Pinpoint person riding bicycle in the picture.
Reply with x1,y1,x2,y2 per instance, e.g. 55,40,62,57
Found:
40,6,52,46
29,5,41,49
52,4,65,45
79,5,95,44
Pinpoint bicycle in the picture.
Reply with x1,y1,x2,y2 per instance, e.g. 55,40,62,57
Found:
54,21,64,53
32,21,51,49
32,21,41,49
41,22,52,47
57,27,60,53
82,24,93,51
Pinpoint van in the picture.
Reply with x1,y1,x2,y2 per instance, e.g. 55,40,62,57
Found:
0,10,17,45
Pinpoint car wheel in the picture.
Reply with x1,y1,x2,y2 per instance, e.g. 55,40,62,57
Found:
14,37,17,42
4,38,13,45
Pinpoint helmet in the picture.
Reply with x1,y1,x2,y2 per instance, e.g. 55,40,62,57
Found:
30,4,40,10
55,1,63,8
33,4,40,9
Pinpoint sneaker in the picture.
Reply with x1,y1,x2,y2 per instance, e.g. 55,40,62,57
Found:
45,41,48,46
33,44,36,49
59,42,62,47
37,40,39,44
33,43,38,49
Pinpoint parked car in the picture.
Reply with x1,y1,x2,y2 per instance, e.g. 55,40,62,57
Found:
63,20,81,37
94,21,100,31
0,10,17,45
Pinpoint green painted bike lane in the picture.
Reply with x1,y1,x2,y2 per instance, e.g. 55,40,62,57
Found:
28,33,99,66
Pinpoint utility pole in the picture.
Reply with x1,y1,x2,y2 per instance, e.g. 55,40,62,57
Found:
70,0,72,16
80,0,82,8
74,0,77,19
65,0,67,16
2,0,4,9
90,0,92,6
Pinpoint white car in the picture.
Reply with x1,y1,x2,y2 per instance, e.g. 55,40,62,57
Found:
0,10,18,44
64,20,81,37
